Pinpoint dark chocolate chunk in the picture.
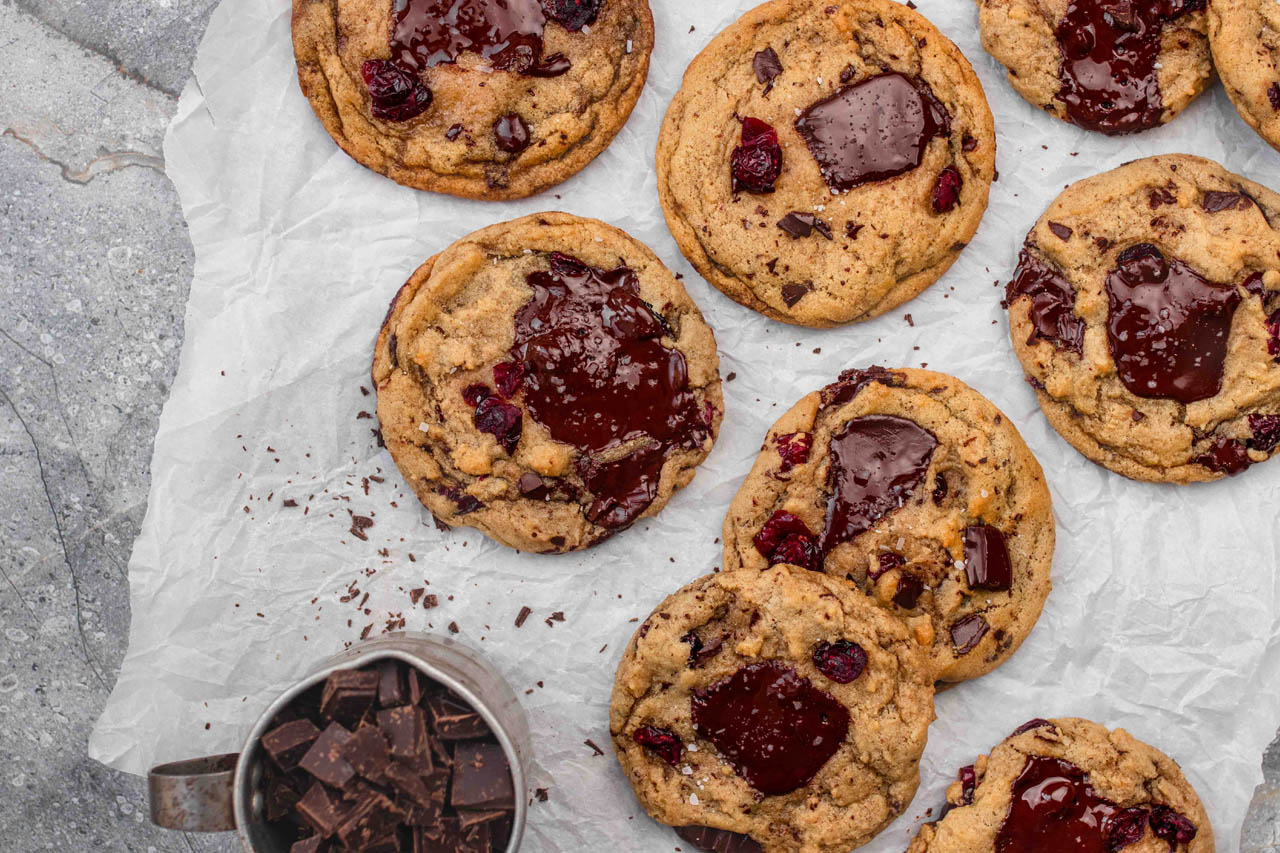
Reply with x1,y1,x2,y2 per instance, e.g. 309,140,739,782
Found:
334,787,403,850
261,718,321,771
320,670,379,725
299,722,356,789
376,660,408,708
428,693,492,741
493,114,531,153
780,282,813,307
963,524,1012,591
794,72,950,192
450,742,516,810
753,47,783,94
893,573,924,609
297,781,350,836
819,365,904,407
378,705,430,765
1105,243,1241,403
341,724,392,782
1193,436,1252,475
1047,221,1073,241
415,818,464,852
950,614,988,656
690,660,849,796
1005,248,1085,353
777,211,833,240
818,415,938,554
675,825,764,853
1202,190,1252,213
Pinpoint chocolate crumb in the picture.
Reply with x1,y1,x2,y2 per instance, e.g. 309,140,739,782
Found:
584,739,604,756
515,606,532,628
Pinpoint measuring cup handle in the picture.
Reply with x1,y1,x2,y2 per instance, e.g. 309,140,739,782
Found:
148,753,239,832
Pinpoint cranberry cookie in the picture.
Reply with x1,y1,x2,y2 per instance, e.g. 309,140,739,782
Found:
656,0,995,328
1209,0,1280,153
908,717,1213,853
975,0,1212,135
291,0,652,199
610,565,934,853
1004,155,1280,483
722,367,1054,684
372,213,722,552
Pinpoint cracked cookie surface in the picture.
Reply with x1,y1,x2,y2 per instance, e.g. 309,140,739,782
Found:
1209,0,1280,153
976,0,1212,134
722,367,1054,684
1004,154,1280,484
291,0,652,199
372,212,722,552
908,717,1213,853
609,565,934,853
657,0,995,328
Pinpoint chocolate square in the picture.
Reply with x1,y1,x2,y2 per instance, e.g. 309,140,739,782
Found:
427,694,490,741
378,705,429,764
334,788,403,850
376,660,407,708
341,724,391,783
261,718,321,771
450,743,514,810
298,722,356,789
296,782,348,837
320,670,379,726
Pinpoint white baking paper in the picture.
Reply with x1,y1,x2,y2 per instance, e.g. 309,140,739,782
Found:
89,0,1280,848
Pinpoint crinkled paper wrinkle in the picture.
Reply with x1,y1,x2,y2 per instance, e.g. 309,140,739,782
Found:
91,0,1280,850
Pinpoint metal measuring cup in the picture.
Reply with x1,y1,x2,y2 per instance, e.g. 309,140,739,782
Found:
147,632,531,851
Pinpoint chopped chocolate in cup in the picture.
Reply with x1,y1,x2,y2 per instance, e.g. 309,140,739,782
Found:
259,659,517,852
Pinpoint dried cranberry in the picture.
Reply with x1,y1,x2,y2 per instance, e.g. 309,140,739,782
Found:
462,383,492,407
493,361,526,398
1249,414,1280,453
957,764,977,804
474,396,523,454
931,166,962,213
775,432,812,472
1106,807,1150,851
1148,805,1197,846
361,60,432,122
540,0,600,30
1193,437,1251,475
1268,308,1280,358
632,725,682,765
771,533,821,571
730,117,783,194
932,472,948,505
812,639,867,683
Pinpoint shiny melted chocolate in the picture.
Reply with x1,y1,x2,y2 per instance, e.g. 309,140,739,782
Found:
819,415,938,554
1005,248,1085,353
963,524,1012,591
994,756,1140,853
512,253,708,530
1054,0,1203,134
794,72,951,193
390,0,579,75
690,661,849,796
1104,244,1241,403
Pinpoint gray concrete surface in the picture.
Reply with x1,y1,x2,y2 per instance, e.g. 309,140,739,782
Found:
0,1,1275,850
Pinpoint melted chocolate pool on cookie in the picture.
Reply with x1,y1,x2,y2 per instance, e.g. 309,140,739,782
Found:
1054,0,1203,134
690,660,849,796
794,73,951,193
1105,243,1242,403
511,252,710,531
391,0,594,73
994,756,1198,852
818,415,938,554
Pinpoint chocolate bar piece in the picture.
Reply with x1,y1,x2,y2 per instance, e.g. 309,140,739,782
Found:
378,705,431,770
334,787,402,850
299,722,355,789
376,660,407,708
262,718,322,771
320,670,379,725
427,694,490,741
450,742,514,810
296,782,348,837
341,724,391,783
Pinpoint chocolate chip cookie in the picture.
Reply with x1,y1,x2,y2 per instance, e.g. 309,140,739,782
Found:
1004,154,1280,483
1209,0,1280,153
291,0,652,199
722,367,1054,684
657,0,996,328
908,717,1213,853
975,0,1212,135
372,212,722,552
610,565,935,853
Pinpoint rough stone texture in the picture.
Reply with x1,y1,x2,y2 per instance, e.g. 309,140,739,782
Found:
0,1,1274,850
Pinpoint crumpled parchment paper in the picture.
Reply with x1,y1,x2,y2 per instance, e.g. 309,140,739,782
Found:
89,0,1280,848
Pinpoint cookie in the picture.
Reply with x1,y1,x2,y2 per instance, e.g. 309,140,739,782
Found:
1209,0,1280,153
722,367,1054,684
609,565,935,853
372,212,722,552
907,717,1214,853
975,0,1212,135
1004,155,1280,483
656,0,995,328
291,0,652,199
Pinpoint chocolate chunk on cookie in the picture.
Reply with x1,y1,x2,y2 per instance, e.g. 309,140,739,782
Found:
657,0,995,327
1003,155,1280,483
373,212,722,552
722,367,1054,684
